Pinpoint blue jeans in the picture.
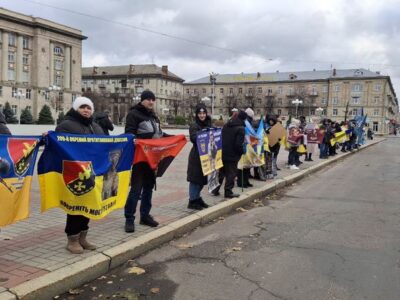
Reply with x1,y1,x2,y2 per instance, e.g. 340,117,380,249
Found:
319,143,328,158
124,183,153,222
189,182,203,201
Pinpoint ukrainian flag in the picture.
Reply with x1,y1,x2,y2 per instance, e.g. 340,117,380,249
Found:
38,132,134,219
0,135,42,227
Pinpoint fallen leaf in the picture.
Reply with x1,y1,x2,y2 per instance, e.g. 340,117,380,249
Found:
91,286,97,292
68,289,81,295
150,287,160,294
176,243,193,249
218,216,225,220
53,296,60,299
107,281,113,284
236,207,248,212
98,275,107,280
111,274,117,278
128,266,146,275
232,247,242,251
237,241,243,244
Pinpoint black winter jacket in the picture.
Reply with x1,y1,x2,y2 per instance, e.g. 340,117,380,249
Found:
125,103,166,139
94,112,114,135
187,116,212,185
0,112,11,135
222,117,245,162
55,109,104,135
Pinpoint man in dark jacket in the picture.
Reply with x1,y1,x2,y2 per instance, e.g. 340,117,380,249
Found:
212,110,246,198
94,111,114,135
124,90,168,232
0,111,11,135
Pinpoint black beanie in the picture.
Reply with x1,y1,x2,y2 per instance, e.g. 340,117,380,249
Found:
141,90,156,101
195,103,208,115
238,110,248,121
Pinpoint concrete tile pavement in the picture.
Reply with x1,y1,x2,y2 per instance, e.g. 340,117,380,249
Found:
0,138,382,294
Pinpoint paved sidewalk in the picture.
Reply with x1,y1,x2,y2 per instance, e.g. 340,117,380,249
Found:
0,138,382,297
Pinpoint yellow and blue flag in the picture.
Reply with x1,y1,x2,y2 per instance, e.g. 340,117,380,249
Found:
0,135,42,226
238,119,265,169
196,128,223,176
38,132,134,219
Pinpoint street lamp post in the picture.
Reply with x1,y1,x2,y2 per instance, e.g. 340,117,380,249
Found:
292,98,303,118
316,106,324,120
209,72,217,118
49,85,61,124
15,90,25,124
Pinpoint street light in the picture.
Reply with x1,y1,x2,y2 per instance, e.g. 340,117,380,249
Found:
209,72,218,118
15,90,25,124
316,107,324,116
292,98,303,118
49,85,61,124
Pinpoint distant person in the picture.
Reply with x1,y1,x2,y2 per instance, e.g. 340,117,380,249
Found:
0,111,11,135
94,111,114,135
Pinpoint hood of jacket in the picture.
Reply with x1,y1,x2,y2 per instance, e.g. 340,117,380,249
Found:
227,117,244,128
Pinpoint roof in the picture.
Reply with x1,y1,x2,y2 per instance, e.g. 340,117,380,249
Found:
82,64,184,82
186,68,385,84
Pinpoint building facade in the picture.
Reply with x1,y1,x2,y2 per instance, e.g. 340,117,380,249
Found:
81,64,184,124
183,69,399,134
0,8,86,122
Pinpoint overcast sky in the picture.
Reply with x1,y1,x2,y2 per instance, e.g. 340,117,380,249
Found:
2,0,400,93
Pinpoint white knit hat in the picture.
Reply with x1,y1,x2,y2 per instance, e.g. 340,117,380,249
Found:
72,97,94,111
245,107,254,118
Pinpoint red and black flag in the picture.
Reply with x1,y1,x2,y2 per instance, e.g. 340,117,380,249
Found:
133,135,187,177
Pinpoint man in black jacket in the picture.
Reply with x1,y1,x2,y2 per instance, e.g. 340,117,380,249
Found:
124,90,167,232
212,110,246,198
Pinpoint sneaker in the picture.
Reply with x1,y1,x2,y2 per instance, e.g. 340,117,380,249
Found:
140,215,159,227
188,201,203,210
125,220,135,233
290,165,300,170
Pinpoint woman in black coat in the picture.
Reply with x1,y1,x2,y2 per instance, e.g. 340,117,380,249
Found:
0,111,11,135
187,103,212,210
56,97,104,254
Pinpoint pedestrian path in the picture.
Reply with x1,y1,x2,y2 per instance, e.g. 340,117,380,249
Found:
0,139,380,293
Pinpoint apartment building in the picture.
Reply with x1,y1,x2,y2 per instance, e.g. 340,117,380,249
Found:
183,68,399,134
0,7,86,121
81,64,184,124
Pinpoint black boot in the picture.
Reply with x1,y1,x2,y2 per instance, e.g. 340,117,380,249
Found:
125,219,135,233
140,215,159,227
308,153,313,161
187,199,204,210
224,190,240,198
198,197,209,208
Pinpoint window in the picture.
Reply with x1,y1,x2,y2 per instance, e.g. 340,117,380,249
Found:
54,46,63,54
8,70,15,81
351,108,358,116
23,55,29,65
278,87,283,94
374,96,379,104
373,109,379,116
11,105,17,115
220,88,224,94
351,83,362,92
288,87,293,95
22,71,29,83
257,99,261,104
22,36,30,49
277,109,282,115
55,60,63,70
219,109,223,113
374,84,381,92
334,85,340,92
26,106,31,112
72,94,77,102
351,97,361,104
8,33,16,46
322,85,328,93
12,88,17,97
257,87,262,94
186,89,189,94
267,88,273,94
44,91,50,101
321,98,327,105
26,89,31,99
59,92,64,103
202,88,206,94
239,88,242,94
160,89,163,94
8,52,15,63
373,122,378,132
277,98,283,105
332,97,338,105
229,88,233,94
332,109,338,116
310,109,315,115
55,75,62,86
0,86,2,97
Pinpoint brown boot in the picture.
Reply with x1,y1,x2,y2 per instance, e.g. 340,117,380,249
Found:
67,234,84,254
79,230,97,250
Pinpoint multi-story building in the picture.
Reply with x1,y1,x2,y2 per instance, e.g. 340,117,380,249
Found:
183,68,399,134
81,64,184,124
0,8,86,121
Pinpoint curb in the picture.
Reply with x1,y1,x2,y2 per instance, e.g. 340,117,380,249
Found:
4,139,384,300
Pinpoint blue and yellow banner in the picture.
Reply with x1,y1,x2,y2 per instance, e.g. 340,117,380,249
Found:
38,132,134,219
0,135,41,226
196,128,223,176
238,120,265,169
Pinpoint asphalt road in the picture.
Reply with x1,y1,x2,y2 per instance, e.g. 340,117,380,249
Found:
60,137,400,300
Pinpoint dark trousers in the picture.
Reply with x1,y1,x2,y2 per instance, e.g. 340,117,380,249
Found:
218,160,238,192
288,147,299,165
124,173,154,222
237,168,250,185
65,214,89,236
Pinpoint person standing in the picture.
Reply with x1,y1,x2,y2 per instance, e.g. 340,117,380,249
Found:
94,111,114,135
187,103,212,210
0,111,11,135
124,90,169,232
56,97,104,254
212,110,246,198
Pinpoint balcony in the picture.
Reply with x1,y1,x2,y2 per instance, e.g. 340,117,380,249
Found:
245,93,253,97
309,91,318,96
227,93,235,98
265,91,275,97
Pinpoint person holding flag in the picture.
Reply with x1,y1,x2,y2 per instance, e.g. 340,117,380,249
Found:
186,103,212,210
124,90,170,233
55,96,104,254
